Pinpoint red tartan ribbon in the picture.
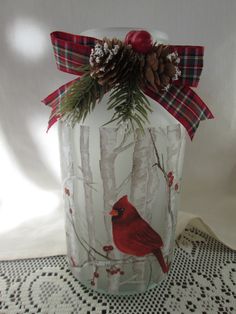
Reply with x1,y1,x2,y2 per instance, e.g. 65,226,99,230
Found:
42,31,214,139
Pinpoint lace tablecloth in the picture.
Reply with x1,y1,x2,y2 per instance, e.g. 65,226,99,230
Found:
0,226,235,314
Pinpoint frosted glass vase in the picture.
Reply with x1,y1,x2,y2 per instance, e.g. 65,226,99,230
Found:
59,28,186,295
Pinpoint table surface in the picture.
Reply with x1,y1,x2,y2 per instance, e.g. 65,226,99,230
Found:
0,226,235,314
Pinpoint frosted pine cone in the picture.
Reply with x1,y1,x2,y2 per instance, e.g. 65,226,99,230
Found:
144,44,181,92
89,38,143,86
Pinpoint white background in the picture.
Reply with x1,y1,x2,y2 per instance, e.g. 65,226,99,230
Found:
0,0,235,259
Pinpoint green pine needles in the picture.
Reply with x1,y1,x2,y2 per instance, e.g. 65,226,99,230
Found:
56,65,105,126
56,65,152,131
106,78,152,131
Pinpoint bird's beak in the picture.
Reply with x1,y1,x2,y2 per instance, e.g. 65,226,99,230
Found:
109,208,119,216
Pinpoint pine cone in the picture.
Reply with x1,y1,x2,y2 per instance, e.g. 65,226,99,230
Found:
143,44,181,92
89,38,143,86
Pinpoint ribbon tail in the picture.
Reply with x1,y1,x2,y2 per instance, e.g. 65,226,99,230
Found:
42,78,80,131
143,85,214,140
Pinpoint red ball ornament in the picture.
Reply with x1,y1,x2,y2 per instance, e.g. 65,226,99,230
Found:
124,30,153,54
124,30,136,45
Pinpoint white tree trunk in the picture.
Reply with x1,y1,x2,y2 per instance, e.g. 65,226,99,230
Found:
99,127,121,294
59,123,79,266
80,126,96,262
99,128,118,239
99,127,133,293
163,125,182,258
130,129,149,214
130,128,150,290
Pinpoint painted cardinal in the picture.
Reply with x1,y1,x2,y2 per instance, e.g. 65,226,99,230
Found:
109,195,169,273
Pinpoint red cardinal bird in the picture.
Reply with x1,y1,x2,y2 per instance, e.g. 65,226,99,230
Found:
109,195,169,273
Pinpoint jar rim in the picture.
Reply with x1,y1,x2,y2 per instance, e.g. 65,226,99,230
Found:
80,27,168,42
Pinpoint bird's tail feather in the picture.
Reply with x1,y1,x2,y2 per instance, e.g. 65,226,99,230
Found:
153,249,169,273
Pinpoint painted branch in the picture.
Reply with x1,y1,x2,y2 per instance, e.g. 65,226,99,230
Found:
149,129,168,181
148,128,172,264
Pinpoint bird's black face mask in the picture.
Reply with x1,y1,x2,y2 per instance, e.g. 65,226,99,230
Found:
110,207,125,221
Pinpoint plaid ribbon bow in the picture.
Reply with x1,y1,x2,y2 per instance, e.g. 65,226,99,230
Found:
42,31,213,139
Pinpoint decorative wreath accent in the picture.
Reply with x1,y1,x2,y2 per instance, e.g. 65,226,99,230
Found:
43,30,213,139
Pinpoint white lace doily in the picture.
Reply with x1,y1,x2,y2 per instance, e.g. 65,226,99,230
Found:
0,226,235,314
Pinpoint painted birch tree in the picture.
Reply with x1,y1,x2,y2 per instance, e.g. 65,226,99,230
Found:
162,125,183,259
80,126,96,261
129,128,150,289
145,128,160,223
99,127,133,293
58,123,80,267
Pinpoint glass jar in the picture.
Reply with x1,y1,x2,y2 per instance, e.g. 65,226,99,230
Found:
59,28,186,294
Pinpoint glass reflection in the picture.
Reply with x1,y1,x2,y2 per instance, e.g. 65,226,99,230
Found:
6,18,47,60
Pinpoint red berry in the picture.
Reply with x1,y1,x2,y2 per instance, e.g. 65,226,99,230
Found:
175,183,179,191
103,245,109,252
168,172,173,178
126,30,153,54
167,171,174,187
64,187,70,196
124,30,136,45
94,272,99,278
103,245,114,252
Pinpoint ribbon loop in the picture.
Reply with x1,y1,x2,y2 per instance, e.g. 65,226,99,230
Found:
51,31,96,75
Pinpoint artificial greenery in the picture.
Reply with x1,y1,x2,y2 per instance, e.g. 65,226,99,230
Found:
55,65,105,126
106,77,152,132
55,64,152,131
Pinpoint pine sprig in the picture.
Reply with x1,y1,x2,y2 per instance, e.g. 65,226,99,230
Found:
105,77,152,132
55,66,106,126
54,58,153,131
